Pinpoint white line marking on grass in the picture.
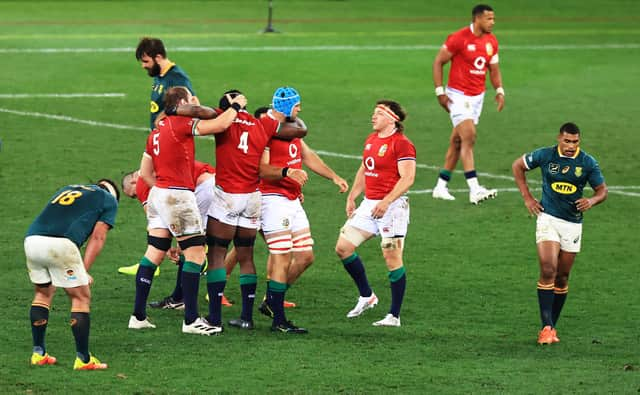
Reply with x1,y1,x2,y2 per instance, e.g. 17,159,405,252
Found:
0,107,147,132
0,93,125,99
2,108,637,197
1,43,639,54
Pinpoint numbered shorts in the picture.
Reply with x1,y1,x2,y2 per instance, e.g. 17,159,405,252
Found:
195,176,215,225
147,187,203,237
24,235,89,287
446,87,485,128
346,196,410,238
207,187,261,230
261,194,310,234
536,212,582,253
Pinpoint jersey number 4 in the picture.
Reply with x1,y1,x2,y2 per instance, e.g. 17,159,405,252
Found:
237,131,249,154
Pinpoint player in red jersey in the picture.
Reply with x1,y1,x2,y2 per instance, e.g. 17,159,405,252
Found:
121,161,232,309
171,89,307,331
258,87,349,333
127,87,245,335
431,4,505,204
335,100,416,327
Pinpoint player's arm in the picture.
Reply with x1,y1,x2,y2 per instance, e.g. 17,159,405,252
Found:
433,47,453,112
488,62,505,112
193,94,248,135
300,141,348,192
512,156,543,216
83,221,111,272
371,160,416,219
259,149,308,186
274,117,308,140
346,164,366,216
575,183,608,212
139,153,156,188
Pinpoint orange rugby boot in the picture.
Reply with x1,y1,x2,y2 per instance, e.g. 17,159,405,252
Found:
537,325,555,345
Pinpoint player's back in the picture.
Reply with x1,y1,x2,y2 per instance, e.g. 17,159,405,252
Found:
215,110,273,193
147,115,196,190
26,184,118,247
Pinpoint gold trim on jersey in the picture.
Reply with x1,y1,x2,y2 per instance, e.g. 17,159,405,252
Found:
160,62,176,77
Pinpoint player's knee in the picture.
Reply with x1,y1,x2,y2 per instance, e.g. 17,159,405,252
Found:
555,272,570,288
206,235,231,249
267,234,293,255
380,237,403,251
539,265,556,281
147,235,172,252
178,235,206,251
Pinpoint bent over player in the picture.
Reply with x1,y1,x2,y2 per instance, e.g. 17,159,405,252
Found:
335,100,416,327
25,179,119,370
512,122,607,344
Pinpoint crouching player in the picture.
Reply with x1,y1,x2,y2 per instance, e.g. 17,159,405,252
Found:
25,179,119,370
335,100,416,327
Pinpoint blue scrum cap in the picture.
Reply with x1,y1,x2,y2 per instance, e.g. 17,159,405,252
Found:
272,87,301,117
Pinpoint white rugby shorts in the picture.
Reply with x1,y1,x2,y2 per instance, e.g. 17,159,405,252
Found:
146,187,203,237
261,194,310,234
536,212,583,253
24,235,89,287
446,87,485,128
346,196,410,238
207,187,261,230
195,176,215,225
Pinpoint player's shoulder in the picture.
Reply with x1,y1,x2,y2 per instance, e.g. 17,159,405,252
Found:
577,149,599,167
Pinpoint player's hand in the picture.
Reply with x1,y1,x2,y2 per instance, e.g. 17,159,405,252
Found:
575,197,593,212
287,168,308,186
524,197,544,217
495,93,505,112
228,94,247,109
298,193,305,204
371,200,390,219
437,94,451,113
346,198,356,217
333,176,349,193
167,247,181,264
87,274,94,287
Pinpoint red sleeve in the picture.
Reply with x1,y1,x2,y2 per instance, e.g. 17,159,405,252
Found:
444,32,462,54
259,116,279,138
144,131,155,156
135,177,150,205
194,160,215,177
394,137,417,161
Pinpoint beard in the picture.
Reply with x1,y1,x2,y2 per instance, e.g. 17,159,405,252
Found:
146,61,161,77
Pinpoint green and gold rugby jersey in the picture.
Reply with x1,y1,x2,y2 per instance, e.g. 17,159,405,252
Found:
149,63,195,130
26,184,118,247
523,146,604,223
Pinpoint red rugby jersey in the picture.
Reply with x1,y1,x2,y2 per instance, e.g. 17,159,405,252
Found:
444,25,499,96
362,131,416,200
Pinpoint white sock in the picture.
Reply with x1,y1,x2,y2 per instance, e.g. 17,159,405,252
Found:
466,177,480,192
436,178,448,189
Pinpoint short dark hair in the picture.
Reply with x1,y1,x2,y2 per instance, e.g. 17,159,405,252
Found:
135,37,166,61
97,178,120,202
163,86,191,109
121,171,137,198
559,122,580,135
254,106,269,118
376,99,407,132
472,4,494,18
219,89,244,110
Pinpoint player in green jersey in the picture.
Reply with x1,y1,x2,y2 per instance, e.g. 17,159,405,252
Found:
25,180,119,370
135,37,198,130
512,122,608,345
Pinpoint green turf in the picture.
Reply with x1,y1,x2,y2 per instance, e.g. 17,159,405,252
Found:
1,1,639,393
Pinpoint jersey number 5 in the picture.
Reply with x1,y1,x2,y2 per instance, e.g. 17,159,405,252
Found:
237,131,249,154
153,132,160,155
